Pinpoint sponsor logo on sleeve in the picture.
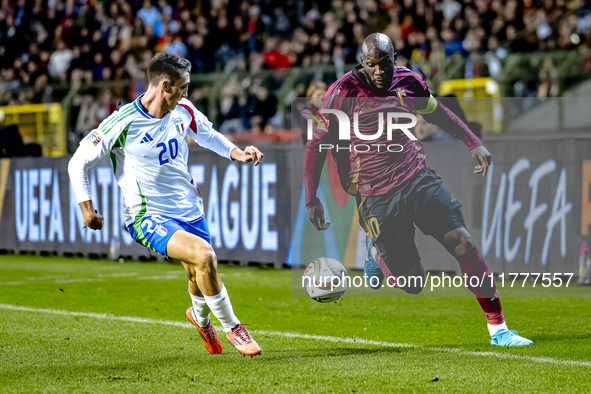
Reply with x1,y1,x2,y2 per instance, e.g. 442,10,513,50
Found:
89,131,102,146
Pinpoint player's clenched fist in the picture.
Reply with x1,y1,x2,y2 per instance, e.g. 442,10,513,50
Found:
80,200,104,230
85,210,104,230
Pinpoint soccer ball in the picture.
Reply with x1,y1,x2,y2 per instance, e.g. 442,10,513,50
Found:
302,257,348,303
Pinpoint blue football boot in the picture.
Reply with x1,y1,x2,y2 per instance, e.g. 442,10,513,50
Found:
490,329,533,346
364,236,384,290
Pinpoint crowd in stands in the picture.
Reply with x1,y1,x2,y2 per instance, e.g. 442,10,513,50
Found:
0,0,590,139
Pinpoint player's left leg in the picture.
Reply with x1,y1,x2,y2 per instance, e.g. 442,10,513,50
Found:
438,225,533,346
411,168,533,346
167,230,262,355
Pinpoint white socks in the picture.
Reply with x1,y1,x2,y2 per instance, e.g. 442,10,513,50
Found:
487,321,508,336
203,285,240,333
189,291,211,327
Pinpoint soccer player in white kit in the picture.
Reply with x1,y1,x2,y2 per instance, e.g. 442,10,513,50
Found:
68,52,263,356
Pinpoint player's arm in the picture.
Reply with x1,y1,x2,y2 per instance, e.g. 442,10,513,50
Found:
68,113,128,230
68,134,106,230
303,103,339,231
419,96,492,177
303,131,332,231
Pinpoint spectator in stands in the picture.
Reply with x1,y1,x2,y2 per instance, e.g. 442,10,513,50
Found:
164,35,188,58
73,94,98,139
218,79,252,134
264,37,291,69
137,0,163,37
4,0,589,88
297,80,327,144
48,41,73,81
91,52,107,81
187,33,214,72
252,85,277,129
1,0,590,141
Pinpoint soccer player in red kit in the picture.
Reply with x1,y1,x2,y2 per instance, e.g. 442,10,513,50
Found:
303,33,532,346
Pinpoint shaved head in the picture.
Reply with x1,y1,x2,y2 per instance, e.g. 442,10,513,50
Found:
361,33,397,90
362,33,396,59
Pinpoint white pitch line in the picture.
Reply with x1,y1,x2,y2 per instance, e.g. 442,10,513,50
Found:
253,329,418,349
136,275,184,281
26,275,71,281
0,304,193,328
0,273,185,286
1,303,590,369
55,278,109,284
97,273,139,278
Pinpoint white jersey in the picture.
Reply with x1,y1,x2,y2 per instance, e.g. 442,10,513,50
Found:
68,95,237,226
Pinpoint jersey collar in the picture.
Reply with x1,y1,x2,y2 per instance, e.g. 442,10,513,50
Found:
134,93,155,119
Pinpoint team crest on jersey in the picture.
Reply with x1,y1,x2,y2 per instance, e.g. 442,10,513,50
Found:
173,117,185,134
89,131,101,146
396,88,407,107
156,225,168,237
303,107,329,132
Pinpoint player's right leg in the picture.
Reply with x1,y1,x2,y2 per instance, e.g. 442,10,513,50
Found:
167,230,261,356
358,195,425,294
181,261,222,355
372,222,425,294
363,232,384,289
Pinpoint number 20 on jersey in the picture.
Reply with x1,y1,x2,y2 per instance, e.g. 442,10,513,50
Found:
157,138,179,165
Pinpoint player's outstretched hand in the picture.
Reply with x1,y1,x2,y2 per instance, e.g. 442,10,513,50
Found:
307,199,331,231
236,145,264,166
471,145,492,178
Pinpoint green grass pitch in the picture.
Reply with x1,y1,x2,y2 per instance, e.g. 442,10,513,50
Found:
1,255,590,393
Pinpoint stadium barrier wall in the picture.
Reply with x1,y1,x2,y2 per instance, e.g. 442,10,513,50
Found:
0,139,590,274
0,104,66,157
289,138,591,276
0,147,291,267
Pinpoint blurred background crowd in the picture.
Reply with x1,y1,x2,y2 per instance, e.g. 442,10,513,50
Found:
1,0,590,145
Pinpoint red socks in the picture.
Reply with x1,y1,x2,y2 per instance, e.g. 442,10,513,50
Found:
374,244,505,326
455,247,504,325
